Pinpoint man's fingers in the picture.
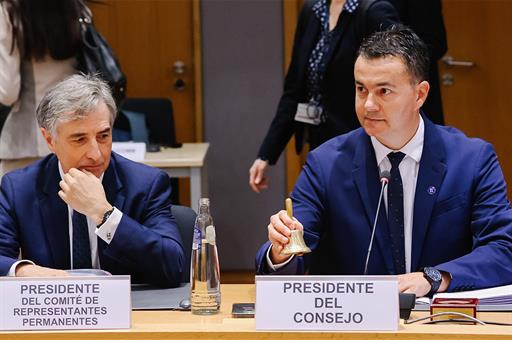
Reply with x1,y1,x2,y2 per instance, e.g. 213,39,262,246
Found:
276,210,293,226
82,169,96,179
276,210,304,231
67,168,90,181
59,180,70,192
62,172,74,184
268,223,289,244
68,168,83,176
51,269,69,277
57,190,67,202
290,218,304,231
271,212,293,236
16,264,69,277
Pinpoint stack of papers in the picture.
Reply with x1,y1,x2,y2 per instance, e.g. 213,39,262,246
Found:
434,284,512,305
415,284,512,311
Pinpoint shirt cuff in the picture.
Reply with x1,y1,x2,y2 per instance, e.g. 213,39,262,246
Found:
265,244,294,271
95,207,122,244
8,260,35,276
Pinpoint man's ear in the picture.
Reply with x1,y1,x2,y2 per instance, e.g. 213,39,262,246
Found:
415,80,430,110
40,128,56,153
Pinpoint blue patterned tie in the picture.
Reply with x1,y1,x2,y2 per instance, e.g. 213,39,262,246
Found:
387,152,406,274
72,211,92,269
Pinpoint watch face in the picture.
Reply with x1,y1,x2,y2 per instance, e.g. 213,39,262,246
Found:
425,267,442,282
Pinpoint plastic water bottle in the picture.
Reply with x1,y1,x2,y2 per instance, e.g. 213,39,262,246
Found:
190,198,221,314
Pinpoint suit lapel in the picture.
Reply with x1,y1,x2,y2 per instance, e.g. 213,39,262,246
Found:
323,11,352,69
352,132,395,274
98,154,125,271
39,156,70,269
411,118,447,271
297,9,321,81
102,154,125,212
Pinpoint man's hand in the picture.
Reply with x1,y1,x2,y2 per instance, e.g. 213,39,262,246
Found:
268,210,303,264
58,168,112,225
15,263,68,277
398,271,451,297
249,159,269,193
398,272,431,297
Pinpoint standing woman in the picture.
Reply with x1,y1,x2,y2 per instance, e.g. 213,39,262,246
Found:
0,0,81,175
249,0,399,192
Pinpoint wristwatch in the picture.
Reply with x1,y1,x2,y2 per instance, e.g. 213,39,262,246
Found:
97,207,115,228
422,267,442,297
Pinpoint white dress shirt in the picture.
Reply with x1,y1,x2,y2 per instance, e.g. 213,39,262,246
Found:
371,116,424,273
267,117,425,273
8,163,123,275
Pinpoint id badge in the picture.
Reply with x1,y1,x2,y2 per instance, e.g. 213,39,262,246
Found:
294,102,322,126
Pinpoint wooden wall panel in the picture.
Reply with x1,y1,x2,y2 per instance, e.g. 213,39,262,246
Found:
89,0,197,206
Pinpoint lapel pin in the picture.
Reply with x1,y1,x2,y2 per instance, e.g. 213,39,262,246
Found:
427,186,436,195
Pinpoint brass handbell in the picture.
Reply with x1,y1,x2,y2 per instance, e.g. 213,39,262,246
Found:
281,198,311,256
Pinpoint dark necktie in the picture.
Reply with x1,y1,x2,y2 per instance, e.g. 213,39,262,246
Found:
387,151,406,274
72,211,92,269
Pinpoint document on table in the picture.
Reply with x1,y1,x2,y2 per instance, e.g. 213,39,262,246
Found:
415,284,512,311
131,283,190,310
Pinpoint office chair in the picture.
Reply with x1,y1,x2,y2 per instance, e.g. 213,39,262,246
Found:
117,98,182,204
120,98,181,148
171,204,196,283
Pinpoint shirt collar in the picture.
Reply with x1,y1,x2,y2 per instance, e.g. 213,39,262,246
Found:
370,116,425,166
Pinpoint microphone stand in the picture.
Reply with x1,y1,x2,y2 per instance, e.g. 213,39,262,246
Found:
364,172,390,275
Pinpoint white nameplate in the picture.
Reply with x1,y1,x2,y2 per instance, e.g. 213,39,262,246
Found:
0,276,131,331
256,275,399,331
112,142,146,162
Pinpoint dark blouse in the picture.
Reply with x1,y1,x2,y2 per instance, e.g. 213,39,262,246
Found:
257,0,399,165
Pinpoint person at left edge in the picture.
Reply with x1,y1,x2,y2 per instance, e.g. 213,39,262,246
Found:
0,74,185,287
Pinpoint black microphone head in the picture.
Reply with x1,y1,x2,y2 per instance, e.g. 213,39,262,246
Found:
380,170,391,182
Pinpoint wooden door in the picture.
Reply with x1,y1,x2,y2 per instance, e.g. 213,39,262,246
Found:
89,0,201,205
441,0,512,198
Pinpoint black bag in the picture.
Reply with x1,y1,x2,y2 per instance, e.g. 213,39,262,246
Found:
0,104,10,135
77,1,127,107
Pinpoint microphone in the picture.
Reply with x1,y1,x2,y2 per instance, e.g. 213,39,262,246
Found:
363,170,391,275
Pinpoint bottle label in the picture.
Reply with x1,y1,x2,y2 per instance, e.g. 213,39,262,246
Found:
192,227,201,250
190,292,220,308
205,225,216,245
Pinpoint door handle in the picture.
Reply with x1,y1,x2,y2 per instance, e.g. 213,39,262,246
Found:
173,60,186,75
442,55,475,67
172,61,186,91
174,78,186,91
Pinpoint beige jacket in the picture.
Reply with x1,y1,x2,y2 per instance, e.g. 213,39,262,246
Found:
0,3,75,159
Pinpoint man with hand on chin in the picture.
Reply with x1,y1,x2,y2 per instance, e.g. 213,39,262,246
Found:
0,74,184,287
256,25,512,297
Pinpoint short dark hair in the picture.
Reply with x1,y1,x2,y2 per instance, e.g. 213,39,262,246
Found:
357,25,430,82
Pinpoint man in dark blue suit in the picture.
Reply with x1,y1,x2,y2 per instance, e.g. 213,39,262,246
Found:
256,26,512,297
0,74,184,287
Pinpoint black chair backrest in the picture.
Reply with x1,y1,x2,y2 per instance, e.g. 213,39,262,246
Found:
171,205,196,283
121,98,180,147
